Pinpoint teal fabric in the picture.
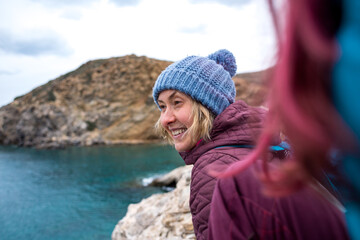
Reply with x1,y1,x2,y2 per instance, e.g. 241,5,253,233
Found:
341,155,360,239
332,0,360,143
332,0,360,238
345,202,360,240
214,141,290,152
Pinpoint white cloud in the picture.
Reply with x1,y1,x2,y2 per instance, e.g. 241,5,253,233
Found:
0,0,276,107
109,0,142,7
189,0,251,7
28,0,99,7
0,29,72,56
60,8,84,21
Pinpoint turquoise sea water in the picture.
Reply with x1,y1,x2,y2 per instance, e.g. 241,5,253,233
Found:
0,144,183,240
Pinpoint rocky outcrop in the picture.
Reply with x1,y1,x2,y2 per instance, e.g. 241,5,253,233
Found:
0,55,171,148
112,165,195,240
0,54,269,148
233,69,270,106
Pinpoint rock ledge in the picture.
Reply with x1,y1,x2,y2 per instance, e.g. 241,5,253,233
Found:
112,165,195,240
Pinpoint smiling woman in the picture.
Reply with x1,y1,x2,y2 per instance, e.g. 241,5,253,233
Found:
152,49,349,240
157,90,196,152
156,90,214,152
152,49,243,239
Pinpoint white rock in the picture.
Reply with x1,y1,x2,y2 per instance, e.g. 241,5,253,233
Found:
112,165,195,240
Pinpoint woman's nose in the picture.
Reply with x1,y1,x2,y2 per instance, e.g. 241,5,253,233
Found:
161,108,176,126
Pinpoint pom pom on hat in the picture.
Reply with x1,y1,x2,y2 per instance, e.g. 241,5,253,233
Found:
153,49,237,116
208,49,237,77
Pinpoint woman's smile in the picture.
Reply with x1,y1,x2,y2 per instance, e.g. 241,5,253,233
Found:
170,128,187,137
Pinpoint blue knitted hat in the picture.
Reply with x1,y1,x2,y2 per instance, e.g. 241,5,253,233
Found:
152,49,237,116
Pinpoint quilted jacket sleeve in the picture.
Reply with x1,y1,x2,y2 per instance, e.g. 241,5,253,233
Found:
190,151,240,240
208,176,254,240
208,170,294,240
208,164,350,240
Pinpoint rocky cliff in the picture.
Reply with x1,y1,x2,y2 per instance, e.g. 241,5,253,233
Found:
0,55,171,148
112,165,195,240
0,54,269,148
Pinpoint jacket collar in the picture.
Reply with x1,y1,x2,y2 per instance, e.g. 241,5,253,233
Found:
179,100,270,165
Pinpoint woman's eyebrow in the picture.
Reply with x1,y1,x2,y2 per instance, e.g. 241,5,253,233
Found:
158,90,178,103
168,91,179,101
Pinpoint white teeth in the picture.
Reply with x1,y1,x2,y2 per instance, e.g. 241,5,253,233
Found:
172,129,186,136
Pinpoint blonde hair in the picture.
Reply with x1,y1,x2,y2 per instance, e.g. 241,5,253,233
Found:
155,98,215,146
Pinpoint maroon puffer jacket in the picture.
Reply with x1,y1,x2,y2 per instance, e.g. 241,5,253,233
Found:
180,100,278,240
208,162,349,240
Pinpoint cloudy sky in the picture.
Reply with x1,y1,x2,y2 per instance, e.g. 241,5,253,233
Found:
0,0,277,107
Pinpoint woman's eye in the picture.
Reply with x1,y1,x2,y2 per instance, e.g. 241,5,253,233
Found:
174,100,182,105
159,105,166,110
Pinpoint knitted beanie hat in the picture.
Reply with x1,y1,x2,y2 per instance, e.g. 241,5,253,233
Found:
152,49,237,116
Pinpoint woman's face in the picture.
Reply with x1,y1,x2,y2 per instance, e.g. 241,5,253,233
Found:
158,90,196,152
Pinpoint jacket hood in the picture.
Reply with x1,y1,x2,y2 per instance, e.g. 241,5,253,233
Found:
180,100,278,165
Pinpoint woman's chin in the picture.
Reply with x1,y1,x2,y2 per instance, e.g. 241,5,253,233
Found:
174,143,187,152
174,140,196,152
